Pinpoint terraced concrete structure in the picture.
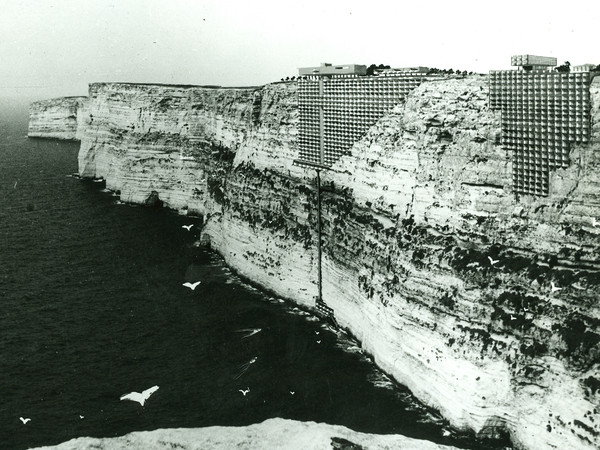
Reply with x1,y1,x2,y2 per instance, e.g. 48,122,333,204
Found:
297,73,429,166
489,70,593,197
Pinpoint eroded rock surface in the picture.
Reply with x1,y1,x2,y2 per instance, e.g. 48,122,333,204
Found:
31,418,460,450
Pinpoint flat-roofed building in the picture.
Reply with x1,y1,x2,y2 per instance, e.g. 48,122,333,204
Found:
572,64,597,72
298,63,367,77
511,54,557,71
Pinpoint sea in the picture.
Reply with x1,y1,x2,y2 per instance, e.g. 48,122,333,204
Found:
0,98,503,449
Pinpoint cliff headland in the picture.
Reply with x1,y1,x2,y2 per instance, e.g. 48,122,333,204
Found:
28,96,88,140
29,75,600,450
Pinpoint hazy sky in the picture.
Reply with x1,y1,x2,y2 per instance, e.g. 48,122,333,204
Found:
1,0,597,100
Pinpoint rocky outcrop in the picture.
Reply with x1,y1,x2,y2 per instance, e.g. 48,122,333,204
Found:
28,96,88,140
31,418,460,450
38,76,600,450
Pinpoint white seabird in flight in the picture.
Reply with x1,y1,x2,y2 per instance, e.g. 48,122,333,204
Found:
120,385,159,406
237,328,262,339
182,224,193,231
488,256,499,266
183,281,201,290
235,357,258,380
19,417,31,424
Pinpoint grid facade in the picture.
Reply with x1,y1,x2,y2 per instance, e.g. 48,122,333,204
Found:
298,74,426,166
489,71,592,196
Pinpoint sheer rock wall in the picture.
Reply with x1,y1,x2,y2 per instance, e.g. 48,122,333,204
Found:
35,77,600,450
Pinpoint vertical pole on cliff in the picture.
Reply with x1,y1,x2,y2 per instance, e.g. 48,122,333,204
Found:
316,168,322,304
316,77,324,304
294,74,337,325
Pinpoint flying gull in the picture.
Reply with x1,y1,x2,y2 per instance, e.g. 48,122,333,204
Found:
182,225,193,231
239,388,250,396
19,417,30,424
235,357,257,380
550,281,562,293
237,328,262,339
183,281,201,290
120,385,159,406
488,256,499,266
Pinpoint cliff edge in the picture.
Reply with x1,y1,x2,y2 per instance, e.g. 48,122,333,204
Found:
34,76,600,450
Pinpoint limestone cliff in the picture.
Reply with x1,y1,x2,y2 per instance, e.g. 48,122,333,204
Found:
28,96,88,140
38,76,600,450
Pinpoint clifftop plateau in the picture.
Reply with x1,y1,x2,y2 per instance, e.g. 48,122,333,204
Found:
29,75,600,450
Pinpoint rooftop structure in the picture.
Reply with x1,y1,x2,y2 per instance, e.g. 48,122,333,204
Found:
298,63,367,77
511,54,557,71
374,67,429,76
572,64,597,72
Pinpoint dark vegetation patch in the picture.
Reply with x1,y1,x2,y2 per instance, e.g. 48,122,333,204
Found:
207,178,225,204
208,141,236,164
573,419,599,437
439,291,456,310
330,437,365,450
519,340,548,358
552,316,600,366
583,376,600,398
456,325,495,352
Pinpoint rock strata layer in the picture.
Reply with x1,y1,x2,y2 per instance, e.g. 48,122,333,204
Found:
35,77,600,450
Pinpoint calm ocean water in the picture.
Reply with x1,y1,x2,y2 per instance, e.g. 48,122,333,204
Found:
0,99,497,449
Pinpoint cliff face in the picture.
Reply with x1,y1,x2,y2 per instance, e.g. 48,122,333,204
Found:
52,77,600,450
28,96,88,140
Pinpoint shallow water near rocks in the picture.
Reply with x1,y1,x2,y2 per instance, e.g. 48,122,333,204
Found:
0,100,506,449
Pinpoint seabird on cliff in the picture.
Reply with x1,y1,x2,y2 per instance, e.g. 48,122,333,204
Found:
182,224,193,231
120,385,159,406
183,281,201,290
550,281,562,293
488,256,499,266
592,217,599,228
19,417,30,424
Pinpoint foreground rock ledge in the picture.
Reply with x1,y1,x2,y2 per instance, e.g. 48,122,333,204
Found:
31,418,459,450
